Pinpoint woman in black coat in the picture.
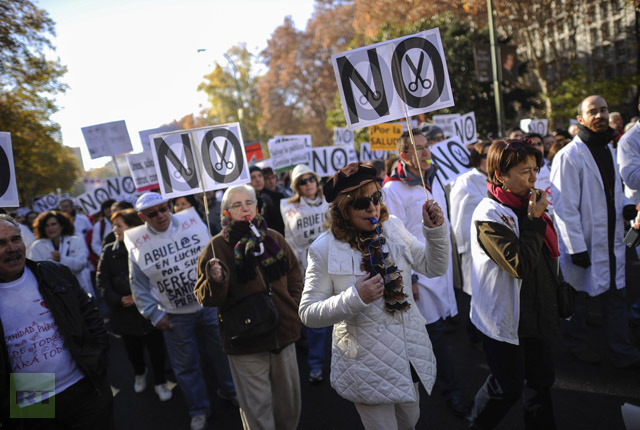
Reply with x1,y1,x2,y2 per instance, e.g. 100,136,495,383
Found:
96,208,172,401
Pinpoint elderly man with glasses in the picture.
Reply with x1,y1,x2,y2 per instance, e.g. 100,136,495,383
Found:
127,192,237,430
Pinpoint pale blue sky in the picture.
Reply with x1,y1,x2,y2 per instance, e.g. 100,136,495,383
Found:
38,0,315,170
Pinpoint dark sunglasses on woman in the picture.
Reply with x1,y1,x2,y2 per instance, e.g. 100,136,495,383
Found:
298,177,317,186
350,191,383,210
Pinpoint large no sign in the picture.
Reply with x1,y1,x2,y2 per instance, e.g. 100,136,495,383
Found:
332,29,454,130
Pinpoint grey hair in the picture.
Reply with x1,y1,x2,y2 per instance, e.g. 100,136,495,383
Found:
0,214,20,231
221,185,257,213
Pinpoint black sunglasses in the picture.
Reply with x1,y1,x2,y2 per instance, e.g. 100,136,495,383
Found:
298,176,317,186
350,191,383,210
144,205,169,218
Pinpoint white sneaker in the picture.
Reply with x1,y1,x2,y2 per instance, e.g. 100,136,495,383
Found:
133,369,147,393
190,414,207,430
154,383,172,402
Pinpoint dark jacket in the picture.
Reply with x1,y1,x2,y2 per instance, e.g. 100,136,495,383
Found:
96,241,154,336
194,229,303,355
259,189,286,235
476,195,559,339
1,259,109,428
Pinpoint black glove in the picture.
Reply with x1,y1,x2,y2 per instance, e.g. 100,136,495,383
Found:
570,251,591,268
623,204,638,221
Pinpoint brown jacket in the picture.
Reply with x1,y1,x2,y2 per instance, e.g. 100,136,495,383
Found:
194,229,303,354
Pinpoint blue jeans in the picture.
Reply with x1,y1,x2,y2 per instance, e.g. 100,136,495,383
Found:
162,307,235,416
305,326,329,371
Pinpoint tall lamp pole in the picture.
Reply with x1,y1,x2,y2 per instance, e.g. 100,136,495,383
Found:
223,53,244,121
488,0,506,137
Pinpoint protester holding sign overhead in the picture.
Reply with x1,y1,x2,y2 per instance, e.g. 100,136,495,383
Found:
382,131,467,418
300,163,448,430
28,210,95,298
125,193,236,430
280,164,330,383
195,184,303,430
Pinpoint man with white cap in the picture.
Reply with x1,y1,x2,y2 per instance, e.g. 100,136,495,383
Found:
126,192,236,430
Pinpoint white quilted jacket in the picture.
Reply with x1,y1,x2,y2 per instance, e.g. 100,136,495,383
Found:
299,215,449,404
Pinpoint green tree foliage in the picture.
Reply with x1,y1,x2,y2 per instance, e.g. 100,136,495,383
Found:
0,0,77,205
198,44,267,143
547,63,640,121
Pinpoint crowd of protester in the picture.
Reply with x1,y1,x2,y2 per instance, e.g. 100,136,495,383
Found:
2,93,640,430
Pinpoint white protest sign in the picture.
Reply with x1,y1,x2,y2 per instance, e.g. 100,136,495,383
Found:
453,112,478,145
0,132,19,207
124,207,209,311
267,135,312,173
81,120,133,159
432,114,461,138
309,145,358,177
32,193,65,213
126,152,159,192
139,124,179,152
520,119,548,136
359,142,392,162
333,128,354,145
332,28,454,130
151,123,249,199
401,119,419,131
76,176,138,215
429,137,472,185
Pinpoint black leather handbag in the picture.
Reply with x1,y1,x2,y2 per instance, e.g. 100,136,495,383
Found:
219,277,281,344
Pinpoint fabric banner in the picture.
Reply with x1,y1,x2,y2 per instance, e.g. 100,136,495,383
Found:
124,207,208,312
76,176,138,215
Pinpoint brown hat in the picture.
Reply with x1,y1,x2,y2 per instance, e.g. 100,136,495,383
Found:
323,163,377,203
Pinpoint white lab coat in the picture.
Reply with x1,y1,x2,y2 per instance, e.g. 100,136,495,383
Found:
28,235,95,297
617,121,640,204
450,168,487,295
383,175,457,323
550,135,626,296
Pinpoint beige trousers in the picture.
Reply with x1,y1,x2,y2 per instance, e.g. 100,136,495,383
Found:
354,382,421,430
227,343,301,430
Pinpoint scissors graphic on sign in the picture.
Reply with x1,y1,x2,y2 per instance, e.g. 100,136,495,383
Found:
214,141,234,171
406,52,432,92
358,67,382,105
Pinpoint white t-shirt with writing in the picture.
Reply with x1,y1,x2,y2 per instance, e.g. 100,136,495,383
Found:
0,268,84,406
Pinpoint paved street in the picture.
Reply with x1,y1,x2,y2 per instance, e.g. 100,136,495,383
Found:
108,251,640,430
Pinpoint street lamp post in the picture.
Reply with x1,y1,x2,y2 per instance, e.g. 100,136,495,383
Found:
223,53,244,121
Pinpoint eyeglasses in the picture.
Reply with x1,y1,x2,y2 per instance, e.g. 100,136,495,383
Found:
406,145,429,153
229,199,256,210
585,107,609,117
298,176,317,186
143,205,169,219
350,191,383,210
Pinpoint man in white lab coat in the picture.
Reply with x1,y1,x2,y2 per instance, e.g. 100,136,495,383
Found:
551,95,640,368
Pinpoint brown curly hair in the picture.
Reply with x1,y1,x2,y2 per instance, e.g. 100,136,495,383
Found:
323,182,390,249
33,211,75,240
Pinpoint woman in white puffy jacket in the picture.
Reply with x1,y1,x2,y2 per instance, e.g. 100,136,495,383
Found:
299,163,449,430
28,210,95,297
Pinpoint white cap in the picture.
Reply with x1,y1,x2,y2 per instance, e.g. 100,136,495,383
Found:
134,192,168,211
291,164,319,190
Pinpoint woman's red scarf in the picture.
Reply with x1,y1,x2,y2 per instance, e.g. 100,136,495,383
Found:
487,183,560,258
